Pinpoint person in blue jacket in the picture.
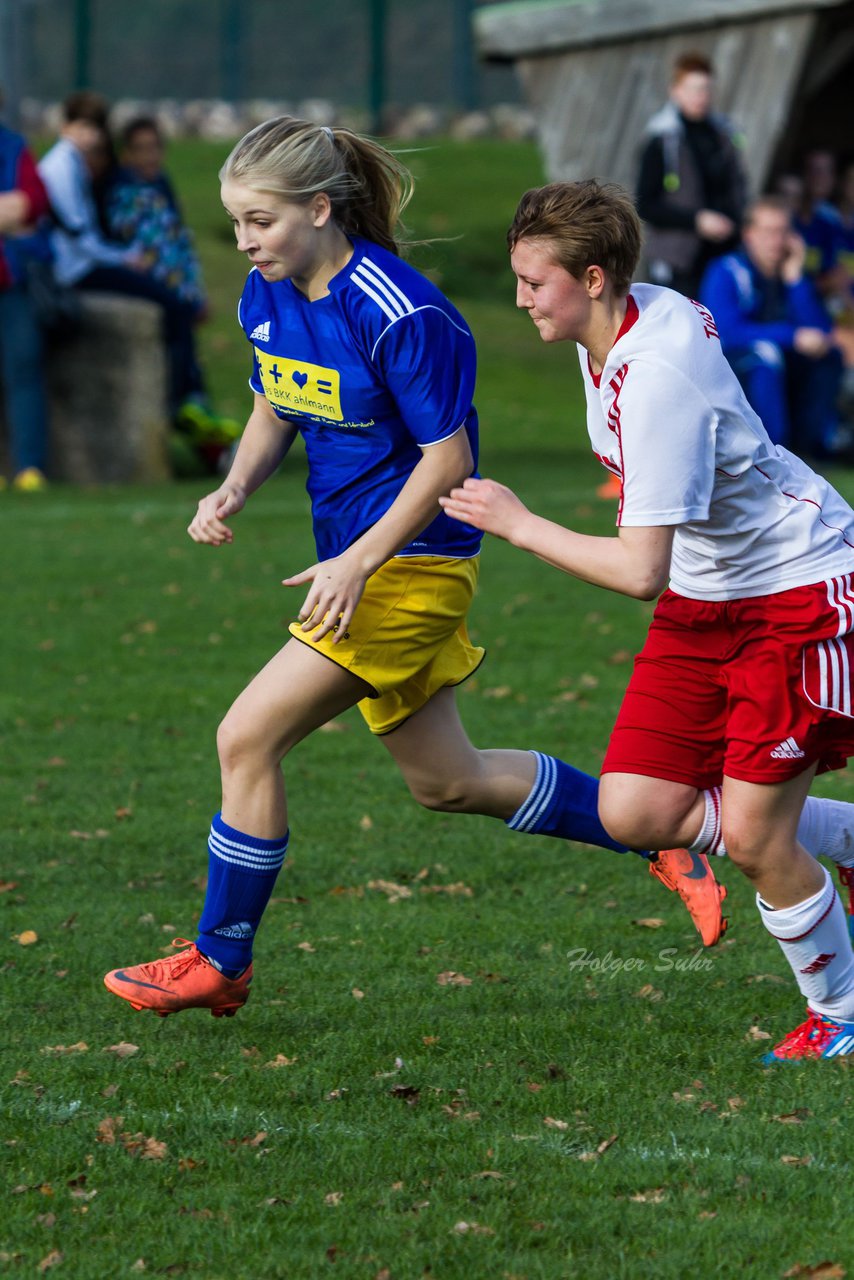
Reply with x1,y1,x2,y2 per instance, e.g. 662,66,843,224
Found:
103,116,726,1019
700,195,844,459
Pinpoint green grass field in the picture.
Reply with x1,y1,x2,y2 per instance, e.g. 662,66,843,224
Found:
2,140,853,1279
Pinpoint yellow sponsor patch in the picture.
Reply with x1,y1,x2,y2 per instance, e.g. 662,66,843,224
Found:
255,348,342,421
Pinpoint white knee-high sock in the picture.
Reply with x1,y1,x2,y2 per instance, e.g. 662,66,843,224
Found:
756,866,854,1021
795,796,854,868
686,787,725,857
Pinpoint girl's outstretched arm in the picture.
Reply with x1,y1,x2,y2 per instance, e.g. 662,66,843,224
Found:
188,393,298,546
440,475,674,601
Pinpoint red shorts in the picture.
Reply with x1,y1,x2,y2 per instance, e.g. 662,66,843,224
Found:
602,579,854,787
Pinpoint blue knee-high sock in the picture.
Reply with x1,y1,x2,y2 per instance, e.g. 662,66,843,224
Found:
505,751,638,855
196,812,289,975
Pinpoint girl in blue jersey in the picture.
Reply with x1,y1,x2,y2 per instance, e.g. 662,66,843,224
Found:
104,118,724,1017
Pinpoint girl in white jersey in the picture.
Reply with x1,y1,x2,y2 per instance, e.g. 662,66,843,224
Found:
442,179,854,1062
103,127,722,1020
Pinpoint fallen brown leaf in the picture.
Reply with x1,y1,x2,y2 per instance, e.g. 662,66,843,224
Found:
772,1109,812,1124
37,1251,63,1273
324,1190,343,1206
42,1042,88,1055
633,918,665,929
264,1054,297,1068
96,1116,122,1145
628,1187,666,1203
634,984,663,1001
780,1154,813,1167
419,882,473,897
367,879,412,902
543,1116,569,1131
578,1134,618,1161
103,1042,139,1059
14,930,38,946
436,971,472,986
783,1265,846,1279
453,1220,494,1235
120,1133,167,1160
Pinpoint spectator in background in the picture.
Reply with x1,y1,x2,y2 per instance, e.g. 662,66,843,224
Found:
794,149,842,286
700,195,844,460
0,116,52,492
636,51,747,299
834,160,854,291
38,92,238,468
105,117,207,318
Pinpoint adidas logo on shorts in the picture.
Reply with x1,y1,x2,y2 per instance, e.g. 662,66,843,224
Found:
770,736,805,760
250,320,271,342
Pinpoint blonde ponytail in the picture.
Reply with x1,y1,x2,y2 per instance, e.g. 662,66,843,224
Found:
220,117,413,255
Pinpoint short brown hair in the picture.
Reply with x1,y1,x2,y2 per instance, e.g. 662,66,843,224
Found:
671,51,713,83
62,90,109,125
743,194,791,227
507,180,641,295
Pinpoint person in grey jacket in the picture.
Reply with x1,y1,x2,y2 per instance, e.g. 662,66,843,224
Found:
636,51,747,298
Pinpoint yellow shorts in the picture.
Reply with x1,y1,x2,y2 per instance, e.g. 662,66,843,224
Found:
288,555,484,735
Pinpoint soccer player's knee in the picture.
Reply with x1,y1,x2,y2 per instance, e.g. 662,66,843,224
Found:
720,816,763,874
597,791,643,848
216,712,256,773
408,774,470,813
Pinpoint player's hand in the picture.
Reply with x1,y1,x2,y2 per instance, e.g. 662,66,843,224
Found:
187,483,247,545
793,327,831,358
695,209,735,242
780,232,807,284
283,553,368,644
439,476,531,543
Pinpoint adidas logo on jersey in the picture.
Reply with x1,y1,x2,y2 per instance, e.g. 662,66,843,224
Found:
770,736,805,760
800,952,836,976
250,320,271,343
213,921,255,939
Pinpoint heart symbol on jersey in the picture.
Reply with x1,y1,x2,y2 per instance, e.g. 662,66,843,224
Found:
292,371,308,389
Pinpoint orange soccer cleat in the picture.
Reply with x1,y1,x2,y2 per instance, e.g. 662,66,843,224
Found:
104,939,252,1017
648,848,728,947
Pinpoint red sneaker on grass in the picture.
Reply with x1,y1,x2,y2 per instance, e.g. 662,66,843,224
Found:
104,939,251,1017
763,1008,854,1062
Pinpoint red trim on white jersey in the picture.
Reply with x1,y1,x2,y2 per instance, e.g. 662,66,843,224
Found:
588,295,638,388
579,284,854,599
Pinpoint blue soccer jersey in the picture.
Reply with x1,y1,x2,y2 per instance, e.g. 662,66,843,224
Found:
237,236,481,561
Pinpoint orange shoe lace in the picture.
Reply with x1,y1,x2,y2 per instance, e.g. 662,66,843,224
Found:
137,939,204,985
771,1011,841,1059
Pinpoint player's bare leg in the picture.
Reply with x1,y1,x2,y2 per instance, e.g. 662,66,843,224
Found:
384,690,726,944
721,769,854,1061
105,640,370,1015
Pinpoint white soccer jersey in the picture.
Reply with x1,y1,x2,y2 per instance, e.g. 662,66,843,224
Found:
580,284,854,600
